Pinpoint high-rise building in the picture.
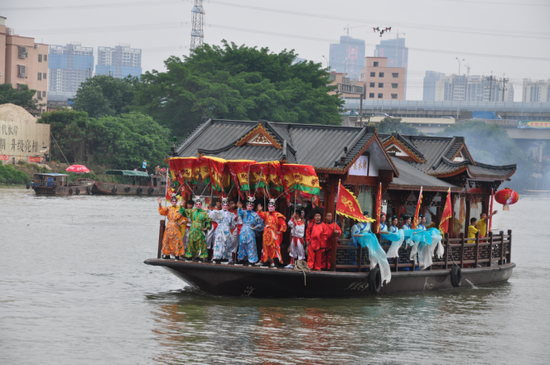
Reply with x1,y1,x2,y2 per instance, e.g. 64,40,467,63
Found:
48,43,94,93
361,57,406,101
522,79,550,102
328,36,365,81
423,71,445,101
95,44,142,79
374,38,408,98
0,16,49,111
430,73,514,102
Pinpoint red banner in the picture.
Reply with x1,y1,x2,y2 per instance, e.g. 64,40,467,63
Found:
29,157,42,163
439,188,452,234
336,182,373,222
0,155,10,161
227,160,256,199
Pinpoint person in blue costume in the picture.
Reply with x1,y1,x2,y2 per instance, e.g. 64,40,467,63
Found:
351,211,372,247
236,196,263,265
379,212,389,233
210,197,236,264
389,215,399,234
417,214,426,231
402,215,412,230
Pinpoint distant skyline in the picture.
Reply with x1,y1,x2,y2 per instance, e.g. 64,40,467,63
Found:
1,0,549,101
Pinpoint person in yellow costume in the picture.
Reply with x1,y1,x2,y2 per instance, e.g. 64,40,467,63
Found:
467,217,478,243
475,210,497,237
157,195,187,260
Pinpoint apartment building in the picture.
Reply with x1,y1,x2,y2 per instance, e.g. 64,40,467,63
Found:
96,44,142,79
361,57,406,100
0,16,49,111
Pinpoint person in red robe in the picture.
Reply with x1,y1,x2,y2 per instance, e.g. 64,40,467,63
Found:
306,211,328,270
257,198,287,267
322,212,341,270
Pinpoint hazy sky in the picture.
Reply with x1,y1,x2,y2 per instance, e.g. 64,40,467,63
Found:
2,0,549,101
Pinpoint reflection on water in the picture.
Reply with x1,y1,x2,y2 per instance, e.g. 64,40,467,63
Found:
1,187,549,364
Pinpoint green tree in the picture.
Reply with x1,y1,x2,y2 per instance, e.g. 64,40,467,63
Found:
38,109,170,169
438,120,533,189
0,84,43,112
377,117,422,135
134,41,343,137
39,109,94,163
92,112,170,169
73,75,137,118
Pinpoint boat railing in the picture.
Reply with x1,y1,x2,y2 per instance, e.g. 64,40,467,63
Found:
332,230,512,272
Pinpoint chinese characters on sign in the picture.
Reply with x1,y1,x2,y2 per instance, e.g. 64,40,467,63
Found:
517,121,550,129
0,120,50,159
350,155,369,177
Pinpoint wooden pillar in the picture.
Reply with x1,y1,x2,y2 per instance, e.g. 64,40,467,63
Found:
157,220,166,259
464,195,471,238
325,176,339,271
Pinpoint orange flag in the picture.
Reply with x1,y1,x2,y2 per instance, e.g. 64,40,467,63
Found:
439,188,452,234
412,186,423,229
336,182,374,222
373,183,382,233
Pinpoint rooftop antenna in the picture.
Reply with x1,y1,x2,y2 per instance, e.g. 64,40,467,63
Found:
190,0,204,51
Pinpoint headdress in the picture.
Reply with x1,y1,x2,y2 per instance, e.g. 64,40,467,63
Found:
246,196,255,206
194,195,202,204
221,196,229,205
170,193,177,202
380,212,386,216
268,198,276,207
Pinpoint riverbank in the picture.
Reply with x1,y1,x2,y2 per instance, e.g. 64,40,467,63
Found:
0,161,130,185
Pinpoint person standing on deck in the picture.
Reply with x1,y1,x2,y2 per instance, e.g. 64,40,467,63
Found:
142,159,147,173
286,209,306,269
389,215,399,233
475,211,497,237
402,215,412,230
180,196,212,262
351,212,371,247
236,196,263,265
467,217,479,243
181,200,194,251
257,198,287,267
417,214,426,231
306,212,328,270
210,197,236,264
157,195,186,260
230,200,242,263
321,212,341,270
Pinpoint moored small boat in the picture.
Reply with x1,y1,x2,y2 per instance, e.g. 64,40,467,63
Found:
29,173,94,196
92,170,167,196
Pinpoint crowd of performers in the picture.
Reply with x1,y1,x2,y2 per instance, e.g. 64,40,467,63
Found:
157,193,499,276
157,194,341,271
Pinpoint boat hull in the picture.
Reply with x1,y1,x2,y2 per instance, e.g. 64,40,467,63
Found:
92,181,164,196
32,184,92,196
144,259,515,298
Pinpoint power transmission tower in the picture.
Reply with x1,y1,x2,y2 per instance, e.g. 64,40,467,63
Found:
501,74,509,101
190,0,205,51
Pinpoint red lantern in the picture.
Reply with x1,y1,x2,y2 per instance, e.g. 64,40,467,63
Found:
494,188,519,211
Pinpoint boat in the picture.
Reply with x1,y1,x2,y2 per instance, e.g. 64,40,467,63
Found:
144,119,517,298
145,225,514,298
28,173,95,196
92,170,167,196
523,189,550,194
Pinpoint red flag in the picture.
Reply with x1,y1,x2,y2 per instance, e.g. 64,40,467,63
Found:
336,182,374,222
373,183,382,233
439,188,452,234
412,186,423,229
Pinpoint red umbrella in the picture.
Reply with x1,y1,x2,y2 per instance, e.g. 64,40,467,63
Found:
66,164,90,173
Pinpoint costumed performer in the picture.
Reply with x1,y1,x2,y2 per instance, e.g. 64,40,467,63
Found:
322,212,341,270
210,197,236,263
181,200,194,251
230,200,242,262
286,209,306,269
306,211,329,270
157,195,186,260
351,211,372,247
417,214,426,231
180,195,212,262
475,210,497,237
236,196,263,265
257,198,287,267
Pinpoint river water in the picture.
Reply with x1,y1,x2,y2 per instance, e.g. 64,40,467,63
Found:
1,186,549,364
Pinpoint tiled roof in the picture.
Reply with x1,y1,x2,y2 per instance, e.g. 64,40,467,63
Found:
390,158,457,191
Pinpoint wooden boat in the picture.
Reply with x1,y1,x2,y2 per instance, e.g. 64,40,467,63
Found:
523,189,550,194
92,170,167,196
145,221,514,298
28,173,95,196
145,119,518,298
